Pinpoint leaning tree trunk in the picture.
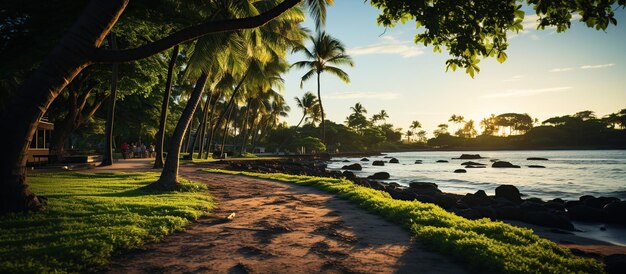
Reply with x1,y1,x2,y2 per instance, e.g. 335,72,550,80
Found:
152,73,209,190
101,34,119,167
197,92,214,159
0,0,128,213
219,104,236,158
208,69,249,155
239,99,252,155
183,99,206,160
202,89,223,159
154,45,179,169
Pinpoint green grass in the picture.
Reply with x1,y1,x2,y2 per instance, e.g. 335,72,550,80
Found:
204,169,604,274
0,172,214,273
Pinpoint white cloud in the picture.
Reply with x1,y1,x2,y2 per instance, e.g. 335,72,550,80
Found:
550,67,574,72
347,36,424,58
581,63,615,69
325,91,399,100
482,86,572,99
502,75,525,82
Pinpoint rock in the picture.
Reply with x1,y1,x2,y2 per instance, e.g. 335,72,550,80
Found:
495,185,522,203
388,182,401,187
436,160,449,163
474,190,488,199
342,160,350,162
454,169,467,173
372,160,385,166
465,165,486,168
490,159,499,162
360,158,369,162
456,154,482,159
461,161,485,166
527,157,548,161
524,211,575,230
474,206,497,219
603,201,626,224
342,171,356,180
389,158,400,164
414,160,423,164
528,165,546,168
341,163,362,171
584,196,620,209
605,254,626,274
459,191,492,207
549,198,565,204
368,172,390,180
568,205,605,222
496,206,525,220
492,161,521,168
409,182,439,190
579,195,595,201
520,201,547,212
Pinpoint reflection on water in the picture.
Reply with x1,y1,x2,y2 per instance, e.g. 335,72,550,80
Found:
329,150,626,201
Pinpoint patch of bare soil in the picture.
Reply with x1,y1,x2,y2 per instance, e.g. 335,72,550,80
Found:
103,167,467,273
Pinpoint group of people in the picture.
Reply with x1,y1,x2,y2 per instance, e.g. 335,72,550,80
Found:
120,142,155,159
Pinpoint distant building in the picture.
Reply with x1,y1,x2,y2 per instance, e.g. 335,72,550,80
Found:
27,118,54,165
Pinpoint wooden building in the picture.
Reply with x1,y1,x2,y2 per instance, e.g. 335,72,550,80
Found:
27,119,54,165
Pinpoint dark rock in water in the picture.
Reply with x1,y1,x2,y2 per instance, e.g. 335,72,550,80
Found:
604,201,626,224
389,158,399,164
457,154,482,159
585,196,620,209
520,201,547,212
474,190,488,199
372,160,385,166
465,165,486,168
496,206,525,220
461,161,485,166
368,172,390,180
415,160,423,164
524,212,575,230
455,208,482,220
527,157,548,161
342,160,350,162
495,185,522,203
492,161,521,168
383,156,393,158
579,195,596,202
436,160,449,163
545,202,566,212
490,159,499,162
454,169,467,173
474,206,497,219
409,182,439,190
528,165,546,168
361,158,369,162
549,198,565,204
408,182,441,196
342,171,356,181
459,191,492,207
388,182,401,187
568,205,605,222
605,254,626,274
341,163,362,171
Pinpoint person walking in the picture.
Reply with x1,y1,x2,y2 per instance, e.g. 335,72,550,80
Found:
121,142,129,159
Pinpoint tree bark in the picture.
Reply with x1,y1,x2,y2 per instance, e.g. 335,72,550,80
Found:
203,89,223,159
220,103,236,158
154,45,179,169
183,97,205,160
101,34,119,166
197,92,213,159
152,73,209,190
239,99,252,154
208,69,249,156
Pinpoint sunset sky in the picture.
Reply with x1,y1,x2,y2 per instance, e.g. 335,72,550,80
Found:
282,2,626,136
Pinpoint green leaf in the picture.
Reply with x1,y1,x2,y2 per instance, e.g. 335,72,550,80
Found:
496,51,508,63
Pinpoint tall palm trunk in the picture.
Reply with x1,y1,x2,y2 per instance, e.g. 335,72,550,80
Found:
183,96,207,160
239,99,253,154
295,113,306,128
154,45,179,169
316,72,326,147
197,92,214,159
152,73,209,189
101,34,119,167
220,104,236,158
203,89,223,159
208,69,249,155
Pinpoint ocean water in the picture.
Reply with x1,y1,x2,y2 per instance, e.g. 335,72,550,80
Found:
328,150,626,201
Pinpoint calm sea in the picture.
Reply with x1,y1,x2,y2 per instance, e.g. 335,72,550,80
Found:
328,150,626,201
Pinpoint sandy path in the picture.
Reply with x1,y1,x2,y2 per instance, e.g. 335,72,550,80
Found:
103,167,467,273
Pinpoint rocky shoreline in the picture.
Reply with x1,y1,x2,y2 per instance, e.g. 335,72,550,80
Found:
222,157,626,232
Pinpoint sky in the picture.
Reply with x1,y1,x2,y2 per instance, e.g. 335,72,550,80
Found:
281,2,626,137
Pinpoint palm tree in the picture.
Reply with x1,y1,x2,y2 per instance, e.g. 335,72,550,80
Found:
292,31,354,146
448,114,465,135
416,130,428,143
410,120,422,131
371,109,389,124
294,92,319,128
406,130,414,143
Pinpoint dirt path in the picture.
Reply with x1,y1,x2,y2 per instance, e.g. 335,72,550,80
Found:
103,166,467,273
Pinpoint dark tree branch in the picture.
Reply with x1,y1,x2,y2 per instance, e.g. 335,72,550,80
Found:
93,0,302,63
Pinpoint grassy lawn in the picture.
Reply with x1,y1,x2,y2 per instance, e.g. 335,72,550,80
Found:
204,169,604,273
0,172,214,273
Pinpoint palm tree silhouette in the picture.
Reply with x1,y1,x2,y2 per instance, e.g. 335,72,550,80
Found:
292,31,354,147
294,92,319,128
